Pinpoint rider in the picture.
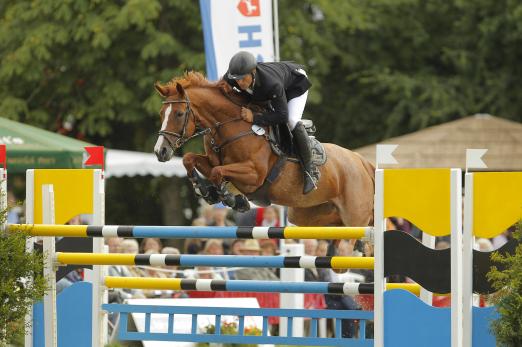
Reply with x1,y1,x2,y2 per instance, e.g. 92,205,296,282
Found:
224,51,319,194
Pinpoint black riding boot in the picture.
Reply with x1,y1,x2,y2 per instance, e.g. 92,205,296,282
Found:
292,121,319,194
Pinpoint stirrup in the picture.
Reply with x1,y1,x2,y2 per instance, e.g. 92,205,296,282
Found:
305,171,318,187
303,171,318,194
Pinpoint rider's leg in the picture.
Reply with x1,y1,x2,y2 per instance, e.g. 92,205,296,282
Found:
288,90,319,194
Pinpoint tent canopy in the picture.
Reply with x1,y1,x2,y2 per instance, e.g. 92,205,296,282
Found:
0,117,94,173
355,114,522,170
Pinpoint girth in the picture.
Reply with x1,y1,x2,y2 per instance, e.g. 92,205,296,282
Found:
245,155,287,207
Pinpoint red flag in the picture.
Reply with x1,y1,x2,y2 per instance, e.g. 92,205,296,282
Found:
84,146,104,170
0,145,6,175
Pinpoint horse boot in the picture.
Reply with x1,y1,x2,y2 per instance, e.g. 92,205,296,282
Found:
189,170,221,205
217,182,250,212
292,121,319,194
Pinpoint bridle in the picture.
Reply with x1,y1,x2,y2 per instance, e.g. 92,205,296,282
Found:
158,91,255,156
158,93,206,149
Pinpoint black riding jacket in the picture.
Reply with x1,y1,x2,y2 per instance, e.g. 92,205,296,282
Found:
225,62,312,127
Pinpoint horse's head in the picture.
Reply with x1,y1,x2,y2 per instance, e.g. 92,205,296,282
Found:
153,82,198,162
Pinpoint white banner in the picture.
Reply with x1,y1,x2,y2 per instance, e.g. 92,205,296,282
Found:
200,0,275,81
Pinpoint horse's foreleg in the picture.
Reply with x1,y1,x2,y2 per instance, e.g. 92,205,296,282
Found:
182,152,214,177
209,161,261,190
209,161,260,212
182,153,221,204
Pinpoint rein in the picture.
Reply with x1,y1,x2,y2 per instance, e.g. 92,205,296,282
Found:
159,91,257,157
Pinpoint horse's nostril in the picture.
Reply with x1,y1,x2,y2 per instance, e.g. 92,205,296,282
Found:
161,147,167,158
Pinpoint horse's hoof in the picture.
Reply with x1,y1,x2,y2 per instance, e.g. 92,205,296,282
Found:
232,195,250,212
204,185,221,205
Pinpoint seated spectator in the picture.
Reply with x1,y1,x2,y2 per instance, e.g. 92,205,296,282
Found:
106,237,123,253
111,239,145,298
303,239,319,282
121,239,147,277
210,204,235,227
260,239,278,256
230,239,244,255
233,240,279,281
202,239,224,255
141,237,162,253
259,206,280,227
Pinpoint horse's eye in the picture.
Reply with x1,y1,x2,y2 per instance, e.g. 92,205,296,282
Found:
176,111,184,117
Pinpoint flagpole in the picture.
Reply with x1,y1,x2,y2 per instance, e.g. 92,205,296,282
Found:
273,0,280,62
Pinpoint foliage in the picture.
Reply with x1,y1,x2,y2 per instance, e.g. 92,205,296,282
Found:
487,221,522,347
2,0,522,151
0,195,47,345
2,0,522,226
0,0,205,151
196,321,261,347
278,0,522,147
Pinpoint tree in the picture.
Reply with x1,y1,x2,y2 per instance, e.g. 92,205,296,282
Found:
487,222,522,346
0,0,205,151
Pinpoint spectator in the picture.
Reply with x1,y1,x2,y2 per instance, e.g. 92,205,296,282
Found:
210,204,235,227
161,246,182,276
109,239,145,298
194,266,223,280
303,239,319,282
260,206,280,227
200,204,215,225
230,239,245,255
202,239,224,255
233,240,279,281
260,240,278,256
107,237,123,253
121,239,147,277
303,239,318,256
6,191,22,223
141,238,162,253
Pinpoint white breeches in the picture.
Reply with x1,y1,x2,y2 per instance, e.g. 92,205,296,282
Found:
287,69,308,130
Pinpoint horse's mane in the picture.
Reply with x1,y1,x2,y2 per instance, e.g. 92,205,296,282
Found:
160,71,251,107
163,71,231,93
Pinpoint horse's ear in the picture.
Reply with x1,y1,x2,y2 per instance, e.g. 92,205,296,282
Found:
154,82,170,97
176,82,185,97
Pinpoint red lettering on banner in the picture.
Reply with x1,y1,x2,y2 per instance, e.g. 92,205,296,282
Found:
237,0,260,17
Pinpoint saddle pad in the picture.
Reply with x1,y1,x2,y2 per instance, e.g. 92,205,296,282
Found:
310,137,327,166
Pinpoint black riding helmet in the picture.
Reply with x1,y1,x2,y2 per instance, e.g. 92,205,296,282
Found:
227,51,257,80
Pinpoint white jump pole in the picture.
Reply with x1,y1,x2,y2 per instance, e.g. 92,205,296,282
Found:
279,243,305,338
24,170,35,347
450,169,463,347
42,185,57,347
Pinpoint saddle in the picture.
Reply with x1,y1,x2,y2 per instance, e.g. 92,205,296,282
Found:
268,120,327,166
246,119,327,206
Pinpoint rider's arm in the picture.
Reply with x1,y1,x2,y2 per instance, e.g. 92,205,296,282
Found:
253,88,288,126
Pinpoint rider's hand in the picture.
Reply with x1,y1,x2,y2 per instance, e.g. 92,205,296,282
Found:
241,107,254,123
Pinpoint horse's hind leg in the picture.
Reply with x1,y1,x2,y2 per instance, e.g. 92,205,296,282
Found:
288,202,342,226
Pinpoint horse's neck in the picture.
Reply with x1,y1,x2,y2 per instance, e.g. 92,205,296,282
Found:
191,88,272,161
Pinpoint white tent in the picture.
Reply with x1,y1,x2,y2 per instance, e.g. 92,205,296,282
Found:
105,149,187,178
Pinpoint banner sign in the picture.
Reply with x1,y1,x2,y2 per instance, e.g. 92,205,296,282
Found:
200,0,274,81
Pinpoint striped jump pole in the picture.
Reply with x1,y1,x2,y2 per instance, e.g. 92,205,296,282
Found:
56,252,375,269
8,224,374,240
104,276,426,296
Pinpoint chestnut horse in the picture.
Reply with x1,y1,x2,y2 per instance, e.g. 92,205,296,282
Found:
154,72,374,227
